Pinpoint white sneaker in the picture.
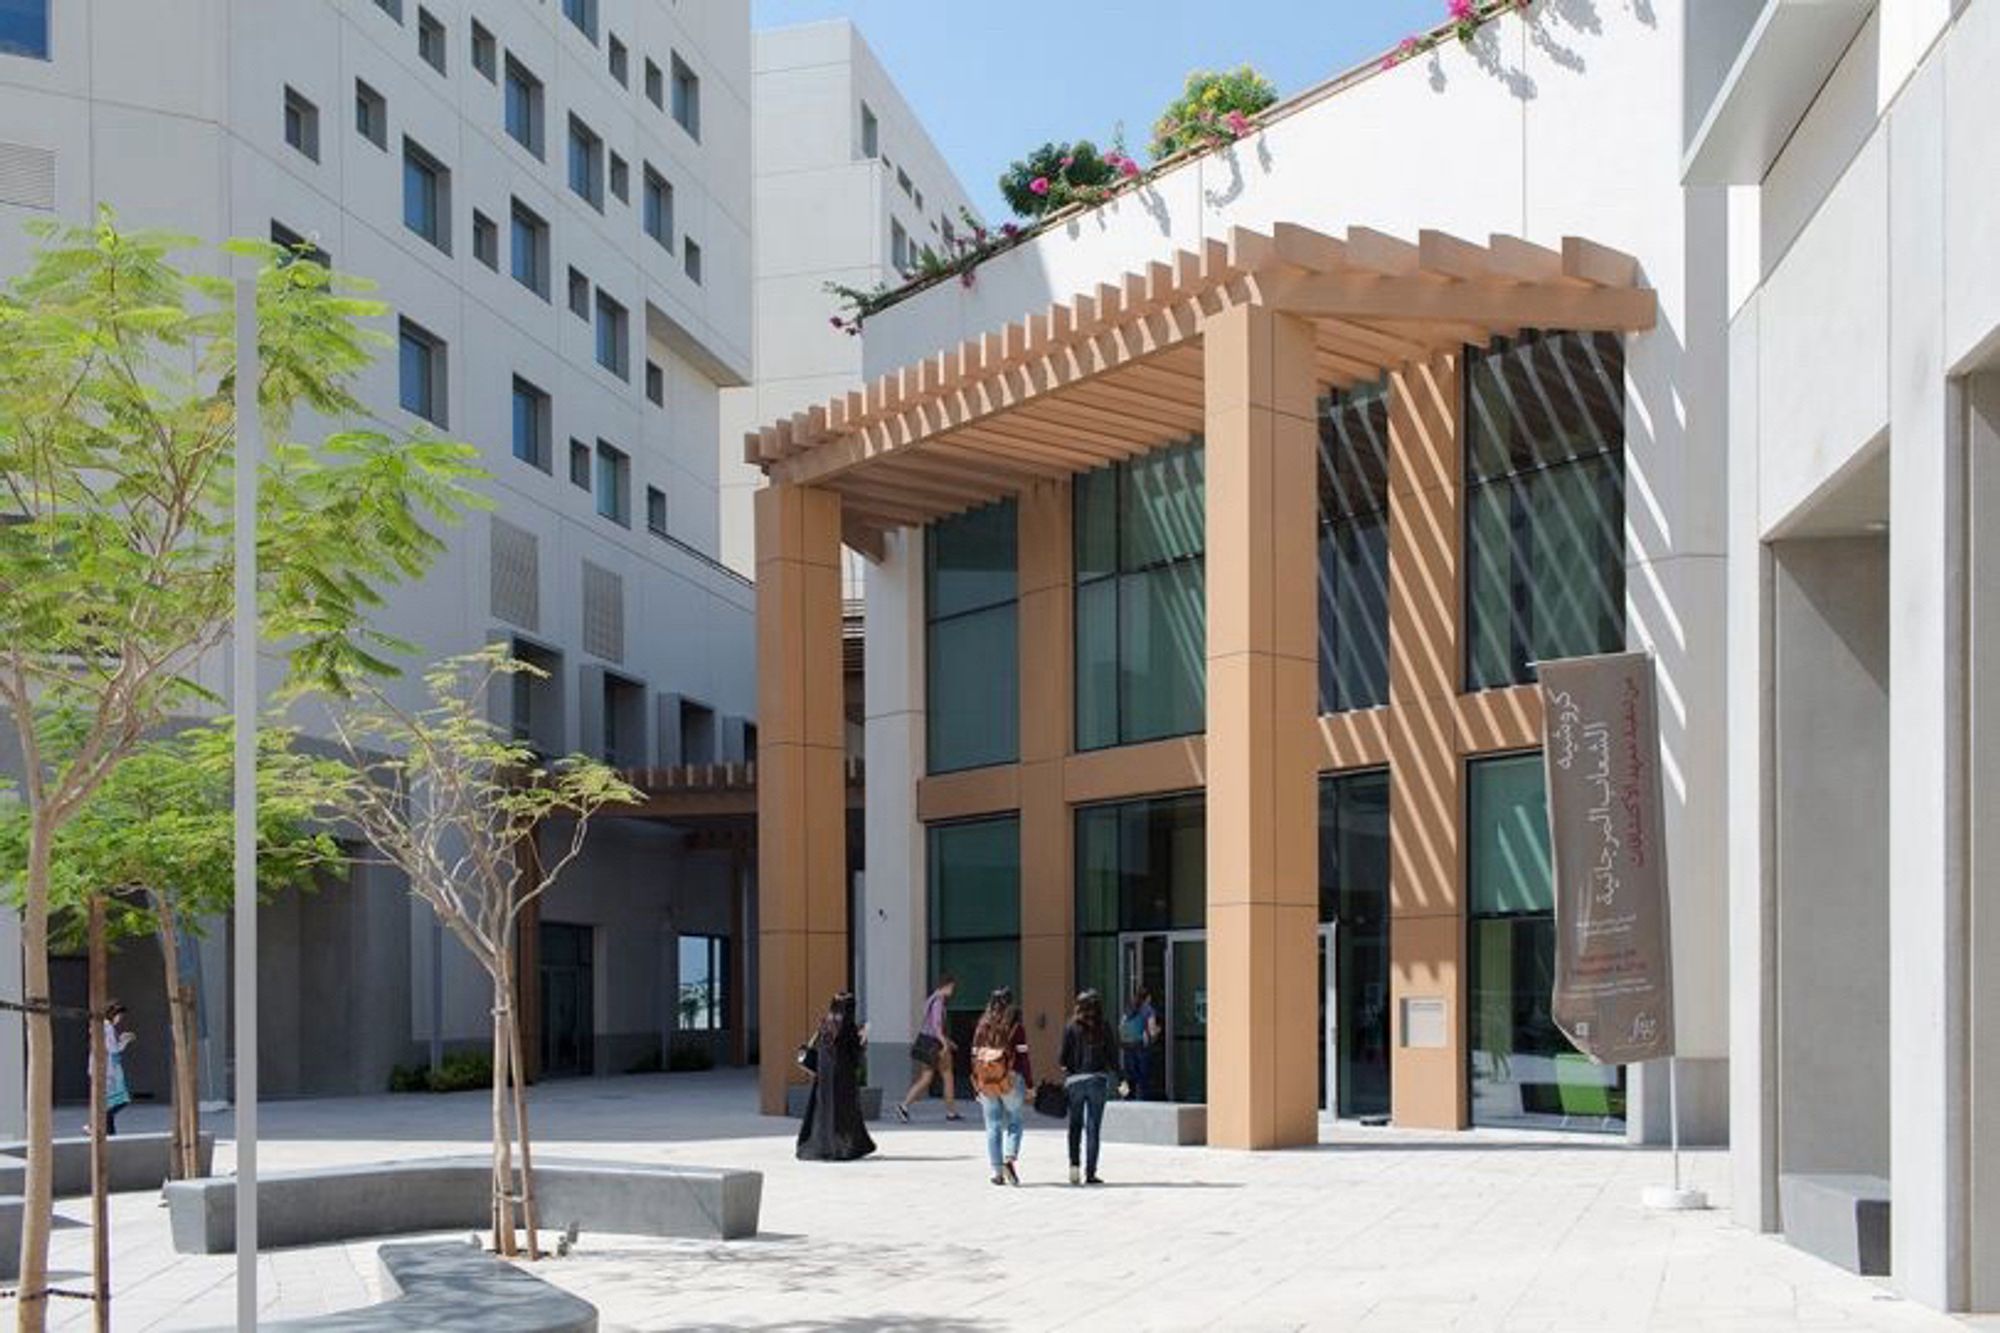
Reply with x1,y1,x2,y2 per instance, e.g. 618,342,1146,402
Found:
1069,1165,1081,1186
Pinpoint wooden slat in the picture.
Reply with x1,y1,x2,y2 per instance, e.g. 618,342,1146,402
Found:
1417,229,1493,282
1344,226,1422,276
1561,235,1639,287
1277,270,1656,331
1486,234,1566,283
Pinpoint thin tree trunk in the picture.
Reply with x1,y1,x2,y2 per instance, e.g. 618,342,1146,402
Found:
154,906,199,1181
177,980,199,1178
86,898,109,1333
489,976,515,1257
502,948,539,1260
18,819,55,1333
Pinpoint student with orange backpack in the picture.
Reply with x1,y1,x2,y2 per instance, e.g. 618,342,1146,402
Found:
970,987,1032,1186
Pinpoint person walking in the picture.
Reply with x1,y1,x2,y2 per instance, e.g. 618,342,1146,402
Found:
895,974,962,1122
1060,989,1125,1185
796,992,877,1161
1119,987,1161,1101
969,987,1032,1186
98,1001,136,1137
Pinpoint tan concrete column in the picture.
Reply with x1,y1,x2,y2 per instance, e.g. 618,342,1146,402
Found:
1203,304,1321,1149
755,483,848,1115
1384,352,1469,1130
1017,481,1074,1073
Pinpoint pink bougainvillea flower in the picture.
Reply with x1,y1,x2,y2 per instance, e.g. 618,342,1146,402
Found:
960,269,977,289
1059,155,1075,169
1001,221,1020,237
1118,156,1141,178
1449,0,1475,18
1029,176,1050,196
829,316,843,329
1226,109,1251,137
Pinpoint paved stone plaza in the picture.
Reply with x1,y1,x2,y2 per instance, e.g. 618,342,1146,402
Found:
38,1071,1995,1331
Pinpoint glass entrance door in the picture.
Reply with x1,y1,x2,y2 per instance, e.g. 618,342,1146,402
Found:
1119,930,1205,1103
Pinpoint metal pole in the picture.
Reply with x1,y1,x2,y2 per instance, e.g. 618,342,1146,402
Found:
232,276,260,1329
1668,1055,1682,1192
430,916,444,1074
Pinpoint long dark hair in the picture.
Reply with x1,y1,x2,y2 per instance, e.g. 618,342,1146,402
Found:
1070,988,1114,1045
819,991,858,1043
973,986,1015,1048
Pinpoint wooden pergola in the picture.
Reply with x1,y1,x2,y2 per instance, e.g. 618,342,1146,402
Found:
748,221,1653,1137
745,222,1654,554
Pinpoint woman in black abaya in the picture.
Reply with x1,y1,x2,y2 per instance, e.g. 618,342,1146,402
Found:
796,991,877,1161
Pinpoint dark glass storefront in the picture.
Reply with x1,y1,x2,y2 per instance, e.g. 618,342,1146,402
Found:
1320,770,1391,1119
1075,793,1206,1103
1466,753,1625,1130
926,817,1021,1068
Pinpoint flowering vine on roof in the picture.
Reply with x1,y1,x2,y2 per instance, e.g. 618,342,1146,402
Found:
826,0,1537,334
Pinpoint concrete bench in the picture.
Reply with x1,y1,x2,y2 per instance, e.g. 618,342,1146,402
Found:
166,1157,762,1254
0,1132,215,1197
214,1242,597,1332
784,1084,884,1121
0,1196,19,1281
1101,1101,1207,1146
1780,1173,1890,1276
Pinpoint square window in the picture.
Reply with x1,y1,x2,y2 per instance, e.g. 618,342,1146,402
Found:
561,0,596,43
595,441,629,526
504,57,545,158
270,221,329,269
0,0,51,58
915,187,925,213
567,267,590,319
470,21,497,81
416,8,445,73
568,439,591,490
646,485,667,537
608,34,628,86
896,167,912,198
608,151,628,204
683,237,702,285
398,318,445,426
511,375,551,471
644,58,663,109
567,115,603,209
283,86,319,162
472,211,498,269
373,0,402,22
891,219,908,272
355,79,387,149
642,166,673,250
860,102,878,158
594,291,628,380
401,137,450,252
645,360,663,407
670,53,699,140
509,199,549,299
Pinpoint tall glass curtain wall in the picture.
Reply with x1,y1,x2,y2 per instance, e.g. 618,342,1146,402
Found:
1319,384,1392,712
926,501,1019,773
1466,753,1626,1129
1319,771,1391,1118
926,817,1021,1085
1464,331,1627,690
1075,794,1206,1102
1075,440,1206,750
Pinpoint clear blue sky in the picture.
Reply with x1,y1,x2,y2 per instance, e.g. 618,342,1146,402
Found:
748,0,1451,223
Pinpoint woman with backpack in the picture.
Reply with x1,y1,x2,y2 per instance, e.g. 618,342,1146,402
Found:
1059,988,1126,1185
969,987,1031,1186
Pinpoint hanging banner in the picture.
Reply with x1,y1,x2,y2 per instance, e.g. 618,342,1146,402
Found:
1538,650,1675,1064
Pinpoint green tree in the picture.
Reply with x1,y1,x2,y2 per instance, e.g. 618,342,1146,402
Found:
306,648,638,1258
1149,66,1278,159
0,717,346,1183
998,140,1120,218
0,212,479,1329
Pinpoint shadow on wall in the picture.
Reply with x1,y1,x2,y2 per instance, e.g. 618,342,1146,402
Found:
1423,0,1657,99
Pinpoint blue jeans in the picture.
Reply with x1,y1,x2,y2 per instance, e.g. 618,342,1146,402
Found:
978,1073,1025,1171
1066,1073,1111,1175
1122,1045,1153,1100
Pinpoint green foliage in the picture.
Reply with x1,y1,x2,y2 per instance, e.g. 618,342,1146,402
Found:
0,716,344,949
387,1051,494,1093
1149,66,1278,159
667,1046,715,1073
998,141,1120,219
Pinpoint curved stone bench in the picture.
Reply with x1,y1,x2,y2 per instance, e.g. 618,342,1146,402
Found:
0,1132,215,1196
218,1242,596,1332
165,1157,761,1254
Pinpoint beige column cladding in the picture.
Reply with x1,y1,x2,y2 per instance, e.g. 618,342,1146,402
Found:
754,483,849,1116
1016,482,1075,1073
1204,304,1322,1150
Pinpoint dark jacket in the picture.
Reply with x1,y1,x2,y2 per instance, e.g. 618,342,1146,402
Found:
1060,1018,1118,1078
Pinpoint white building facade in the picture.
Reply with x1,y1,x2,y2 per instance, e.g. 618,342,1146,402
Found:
719,18,978,589
0,0,758,1100
1695,0,2000,1310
